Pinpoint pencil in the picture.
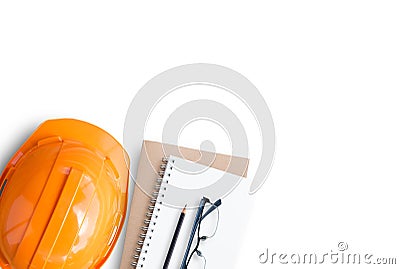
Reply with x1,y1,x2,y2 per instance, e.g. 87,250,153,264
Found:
163,205,187,269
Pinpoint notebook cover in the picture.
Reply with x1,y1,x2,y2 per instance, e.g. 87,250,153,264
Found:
119,140,249,269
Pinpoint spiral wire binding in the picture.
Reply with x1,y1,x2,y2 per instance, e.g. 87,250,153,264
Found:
131,157,172,268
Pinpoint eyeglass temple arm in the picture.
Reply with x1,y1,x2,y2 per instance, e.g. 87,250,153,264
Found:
180,197,208,269
201,199,222,221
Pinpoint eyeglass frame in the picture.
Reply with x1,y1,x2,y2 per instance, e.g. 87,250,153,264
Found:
180,197,222,269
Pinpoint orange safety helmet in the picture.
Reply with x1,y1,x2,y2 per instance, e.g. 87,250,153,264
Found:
0,119,129,269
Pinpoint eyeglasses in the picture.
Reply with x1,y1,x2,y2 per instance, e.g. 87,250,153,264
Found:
180,197,222,269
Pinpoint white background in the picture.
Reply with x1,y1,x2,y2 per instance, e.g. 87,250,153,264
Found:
1,1,399,268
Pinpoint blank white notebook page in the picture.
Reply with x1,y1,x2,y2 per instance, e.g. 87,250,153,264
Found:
136,156,253,268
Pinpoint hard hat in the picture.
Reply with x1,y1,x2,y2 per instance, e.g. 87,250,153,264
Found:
0,119,129,268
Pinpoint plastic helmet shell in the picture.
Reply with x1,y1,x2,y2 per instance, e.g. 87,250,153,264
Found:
0,119,129,269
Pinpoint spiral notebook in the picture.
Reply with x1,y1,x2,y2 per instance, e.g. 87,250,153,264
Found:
133,155,253,268
119,140,249,269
